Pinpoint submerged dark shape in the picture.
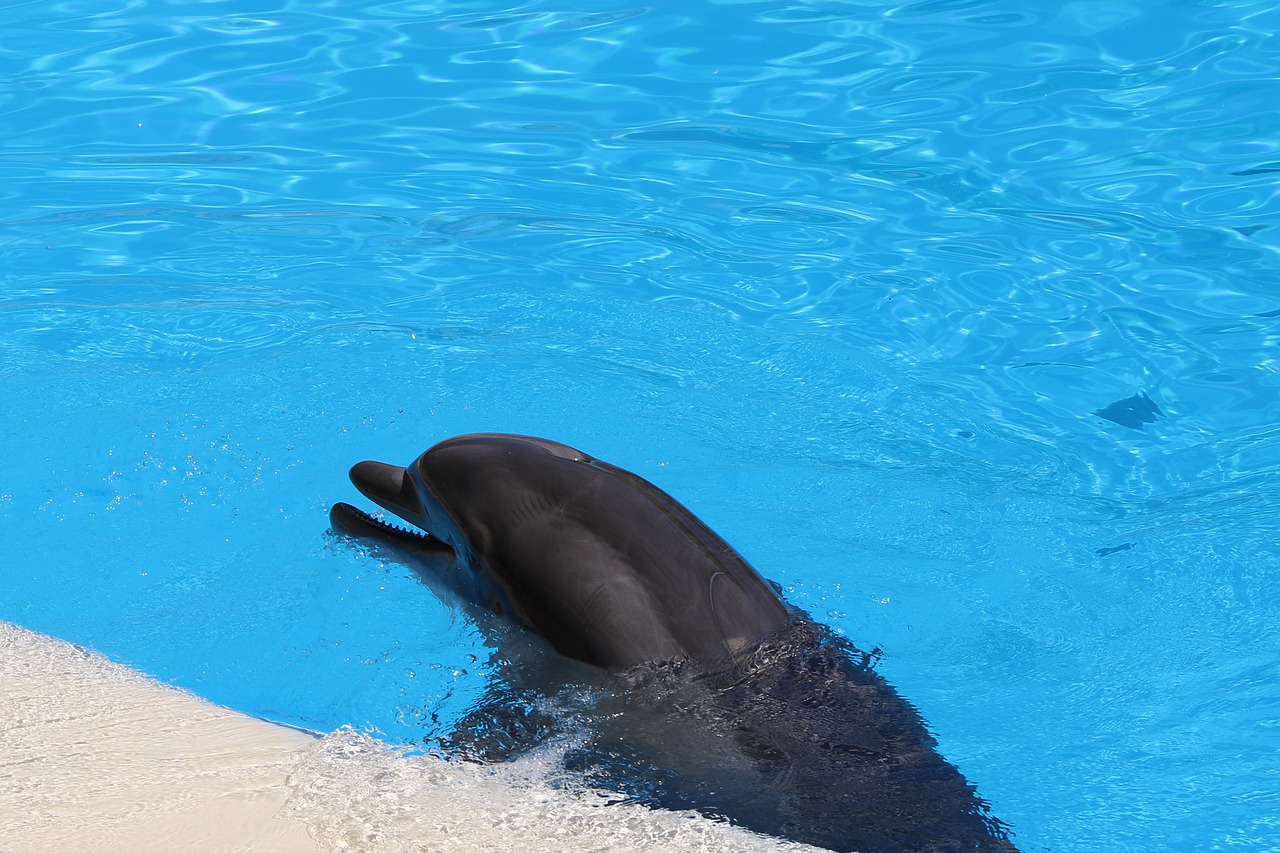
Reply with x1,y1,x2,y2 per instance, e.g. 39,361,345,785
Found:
1096,543,1134,558
1095,391,1164,429
330,433,1019,853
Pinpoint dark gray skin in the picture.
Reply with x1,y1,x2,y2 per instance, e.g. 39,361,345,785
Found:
330,433,1019,853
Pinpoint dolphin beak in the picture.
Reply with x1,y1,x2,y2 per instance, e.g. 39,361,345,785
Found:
349,460,424,523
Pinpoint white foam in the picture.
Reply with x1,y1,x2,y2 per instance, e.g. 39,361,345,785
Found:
283,729,819,853
0,624,818,853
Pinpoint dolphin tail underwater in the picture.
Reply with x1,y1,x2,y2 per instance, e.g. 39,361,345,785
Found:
329,433,1020,853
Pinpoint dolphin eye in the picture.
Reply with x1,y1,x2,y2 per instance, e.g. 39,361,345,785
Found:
489,597,504,616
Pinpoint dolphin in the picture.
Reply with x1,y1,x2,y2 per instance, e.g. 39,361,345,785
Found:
330,433,1019,853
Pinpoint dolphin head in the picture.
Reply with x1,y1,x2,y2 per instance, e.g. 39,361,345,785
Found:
329,435,592,627
331,434,791,669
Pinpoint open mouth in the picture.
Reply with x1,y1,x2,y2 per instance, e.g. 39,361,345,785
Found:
329,501,435,546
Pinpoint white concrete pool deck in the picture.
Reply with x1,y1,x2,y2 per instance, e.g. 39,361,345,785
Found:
0,622,320,853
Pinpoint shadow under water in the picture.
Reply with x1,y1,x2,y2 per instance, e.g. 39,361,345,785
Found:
443,618,1019,853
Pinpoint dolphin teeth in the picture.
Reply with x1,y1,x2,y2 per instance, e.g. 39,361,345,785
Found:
352,506,432,541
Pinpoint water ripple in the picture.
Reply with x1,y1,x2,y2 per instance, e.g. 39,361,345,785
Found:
2,0,1278,502
3,3,1280,850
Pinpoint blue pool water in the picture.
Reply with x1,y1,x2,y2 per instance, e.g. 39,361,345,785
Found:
2,0,1279,849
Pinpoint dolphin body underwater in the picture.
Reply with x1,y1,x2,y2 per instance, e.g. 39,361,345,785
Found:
329,433,1019,853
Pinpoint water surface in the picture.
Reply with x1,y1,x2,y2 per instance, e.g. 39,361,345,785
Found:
2,1,1279,850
